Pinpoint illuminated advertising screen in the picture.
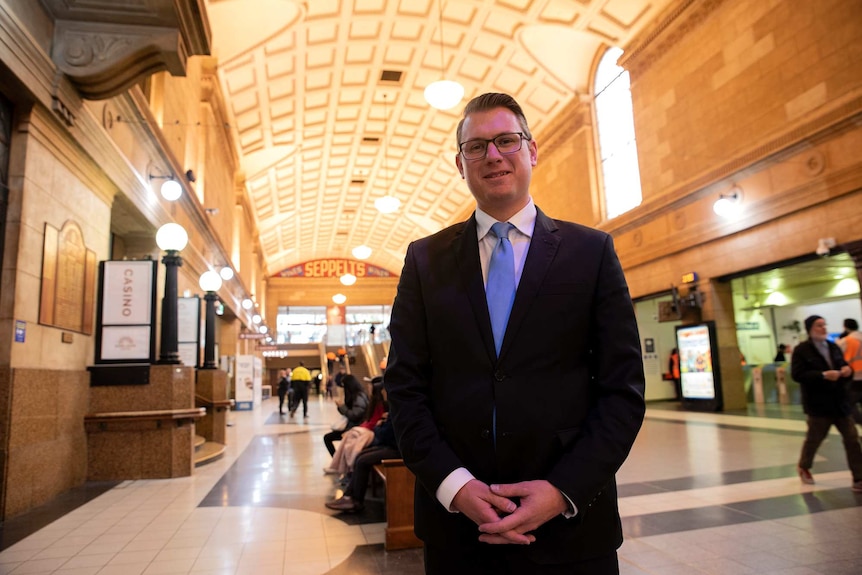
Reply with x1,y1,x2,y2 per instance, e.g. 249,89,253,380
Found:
675,321,723,411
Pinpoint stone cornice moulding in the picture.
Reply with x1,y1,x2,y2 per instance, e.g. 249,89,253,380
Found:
199,57,240,168
618,161,862,274
598,88,862,239
618,0,727,79
535,95,592,155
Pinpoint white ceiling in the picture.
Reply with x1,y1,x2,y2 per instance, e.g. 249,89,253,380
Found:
204,0,674,277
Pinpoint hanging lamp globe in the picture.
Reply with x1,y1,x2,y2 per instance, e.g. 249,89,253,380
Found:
424,79,464,111
374,195,401,214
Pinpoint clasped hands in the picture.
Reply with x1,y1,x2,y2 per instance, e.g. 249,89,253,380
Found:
451,478,568,545
824,366,852,381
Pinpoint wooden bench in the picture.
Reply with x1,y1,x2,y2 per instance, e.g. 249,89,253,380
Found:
373,459,423,550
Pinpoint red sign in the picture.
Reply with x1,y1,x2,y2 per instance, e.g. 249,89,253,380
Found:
239,332,267,340
275,258,394,278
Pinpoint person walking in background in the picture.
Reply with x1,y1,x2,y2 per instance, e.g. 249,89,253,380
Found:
838,318,862,424
289,361,312,418
669,347,681,400
774,343,788,362
791,315,862,492
277,368,291,415
385,92,646,574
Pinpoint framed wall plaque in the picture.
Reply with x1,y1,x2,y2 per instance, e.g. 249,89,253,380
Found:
39,221,97,334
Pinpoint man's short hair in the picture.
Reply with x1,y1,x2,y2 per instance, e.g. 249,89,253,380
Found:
456,92,533,147
845,318,859,331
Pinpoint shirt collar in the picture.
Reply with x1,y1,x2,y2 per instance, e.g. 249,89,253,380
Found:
475,197,536,239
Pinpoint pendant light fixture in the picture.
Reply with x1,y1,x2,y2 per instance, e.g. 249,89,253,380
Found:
374,93,401,214
424,0,464,111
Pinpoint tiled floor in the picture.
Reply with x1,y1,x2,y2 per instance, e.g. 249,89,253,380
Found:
1,395,861,574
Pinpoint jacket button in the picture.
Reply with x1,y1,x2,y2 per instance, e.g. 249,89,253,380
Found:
494,371,505,381
480,429,490,439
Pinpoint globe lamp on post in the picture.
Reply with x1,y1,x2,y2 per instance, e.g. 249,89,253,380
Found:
155,223,188,364
198,270,223,370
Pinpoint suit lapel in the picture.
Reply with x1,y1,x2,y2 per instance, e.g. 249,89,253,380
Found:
498,208,560,359
454,215,497,360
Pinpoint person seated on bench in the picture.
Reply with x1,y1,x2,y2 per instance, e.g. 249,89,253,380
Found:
325,414,400,512
324,379,386,477
322,374,368,456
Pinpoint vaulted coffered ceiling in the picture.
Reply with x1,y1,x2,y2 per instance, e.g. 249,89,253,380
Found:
204,0,674,277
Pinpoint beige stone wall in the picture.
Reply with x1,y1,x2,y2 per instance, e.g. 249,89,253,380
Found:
530,102,600,226
510,0,862,304
625,0,862,202
606,0,862,300
3,106,112,370
522,0,862,407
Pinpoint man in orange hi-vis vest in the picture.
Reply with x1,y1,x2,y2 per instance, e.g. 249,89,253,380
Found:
838,318,862,424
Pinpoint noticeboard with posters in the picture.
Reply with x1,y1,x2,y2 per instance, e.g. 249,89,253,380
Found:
675,321,723,411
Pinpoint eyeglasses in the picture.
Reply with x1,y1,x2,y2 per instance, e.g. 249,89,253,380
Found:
458,132,529,160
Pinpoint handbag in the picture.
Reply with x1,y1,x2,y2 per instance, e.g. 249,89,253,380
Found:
331,415,349,431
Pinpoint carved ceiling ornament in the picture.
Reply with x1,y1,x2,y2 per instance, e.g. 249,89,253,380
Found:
63,32,133,68
803,150,826,176
41,0,211,100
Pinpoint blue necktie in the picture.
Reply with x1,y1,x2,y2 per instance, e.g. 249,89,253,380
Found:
486,222,516,356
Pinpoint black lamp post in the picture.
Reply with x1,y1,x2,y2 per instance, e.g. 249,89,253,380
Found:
198,270,222,369
155,223,188,364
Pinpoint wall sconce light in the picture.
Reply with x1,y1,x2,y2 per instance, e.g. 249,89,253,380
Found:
816,237,836,257
149,167,182,201
155,223,188,364
332,293,347,304
252,314,262,324
198,270,223,370
713,187,743,218
219,267,234,281
340,273,357,286
241,298,254,310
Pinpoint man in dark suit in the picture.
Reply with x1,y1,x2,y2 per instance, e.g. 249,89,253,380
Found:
791,315,862,491
384,93,646,574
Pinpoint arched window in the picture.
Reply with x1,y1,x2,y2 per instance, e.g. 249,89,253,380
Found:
594,47,642,219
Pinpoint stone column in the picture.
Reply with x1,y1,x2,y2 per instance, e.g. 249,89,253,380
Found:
700,279,747,410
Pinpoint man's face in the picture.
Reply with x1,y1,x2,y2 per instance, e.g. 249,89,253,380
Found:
455,107,537,218
810,319,828,341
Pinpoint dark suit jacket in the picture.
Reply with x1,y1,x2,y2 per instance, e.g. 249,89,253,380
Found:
791,338,853,417
385,208,646,563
